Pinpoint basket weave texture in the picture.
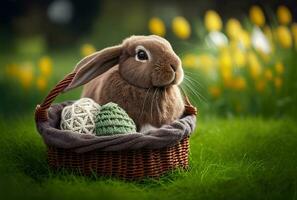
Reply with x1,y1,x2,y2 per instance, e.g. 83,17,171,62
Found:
35,72,197,180
48,137,189,180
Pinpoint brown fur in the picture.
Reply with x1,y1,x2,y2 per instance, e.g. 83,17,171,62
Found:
82,66,184,129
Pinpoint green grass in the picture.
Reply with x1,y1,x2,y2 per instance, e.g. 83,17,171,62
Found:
0,116,297,200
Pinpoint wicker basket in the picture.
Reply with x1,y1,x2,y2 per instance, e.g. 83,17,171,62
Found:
35,72,197,180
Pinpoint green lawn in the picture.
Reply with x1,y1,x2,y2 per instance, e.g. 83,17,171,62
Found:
0,116,296,200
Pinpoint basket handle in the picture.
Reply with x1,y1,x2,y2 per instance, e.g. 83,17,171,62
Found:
35,72,197,122
184,95,198,116
35,72,76,122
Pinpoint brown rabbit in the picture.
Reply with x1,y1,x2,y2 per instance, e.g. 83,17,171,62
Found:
64,35,185,131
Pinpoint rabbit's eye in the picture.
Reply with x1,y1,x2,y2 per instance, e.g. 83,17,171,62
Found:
135,46,150,62
136,50,148,61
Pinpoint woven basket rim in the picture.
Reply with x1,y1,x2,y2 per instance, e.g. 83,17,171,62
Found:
36,101,196,153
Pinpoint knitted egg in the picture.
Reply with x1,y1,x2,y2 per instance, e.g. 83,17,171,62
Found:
95,102,136,136
60,98,101,135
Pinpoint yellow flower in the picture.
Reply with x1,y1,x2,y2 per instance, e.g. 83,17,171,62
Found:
263,25,275,52
275,61,285,74
197,54,216,72
19,62,34,89
247,51,262,79
232,77,246,91
219,49,233,82
277,5,292,25
204,10,222,32
274,77,283,90
208,86,221,98
249,5,265,27
36,76,47,91
264,69,273,80
291,23,297,48
263,25,273,41
148,17,166,37
172,16,191,39
258,51,270,63
38,56,52,77
238,30,251,49
276,26,292,48
183,54,198,68
5,63,19,77
229,40,238,52
223,78,233,88
233,49,246,67
255,80,266,92
226,18,242,39
183,53,216,71
81,43,96,57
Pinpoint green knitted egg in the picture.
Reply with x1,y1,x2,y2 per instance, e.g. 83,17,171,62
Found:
95,102,136,136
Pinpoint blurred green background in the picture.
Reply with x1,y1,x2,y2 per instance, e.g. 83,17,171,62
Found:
1,0,297,118
1,0,297,199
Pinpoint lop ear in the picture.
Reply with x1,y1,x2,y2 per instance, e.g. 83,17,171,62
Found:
63,44,122,92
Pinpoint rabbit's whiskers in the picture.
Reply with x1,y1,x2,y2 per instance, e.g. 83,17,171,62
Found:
184,70,202,76
155,88,160,117
181,76,208,103
150,88,158,121
155,62,162,68
181,83,200,102
138,87,151,121
184,73,205,89
164,87,168,104
184,80,207,103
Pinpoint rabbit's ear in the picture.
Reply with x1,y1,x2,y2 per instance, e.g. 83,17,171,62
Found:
64,45,122,92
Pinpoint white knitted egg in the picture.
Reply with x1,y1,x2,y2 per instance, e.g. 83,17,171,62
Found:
60,98,100,134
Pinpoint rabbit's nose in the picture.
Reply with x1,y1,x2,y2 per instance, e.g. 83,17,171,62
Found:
170,64,177,72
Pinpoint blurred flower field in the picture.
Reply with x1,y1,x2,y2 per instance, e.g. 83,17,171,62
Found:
1,5,297,118
149,5,297,117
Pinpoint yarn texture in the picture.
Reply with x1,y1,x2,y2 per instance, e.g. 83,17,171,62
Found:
60,98,100,134
95,102,136,135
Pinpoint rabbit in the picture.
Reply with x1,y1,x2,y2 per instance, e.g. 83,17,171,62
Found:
64,35,185,131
